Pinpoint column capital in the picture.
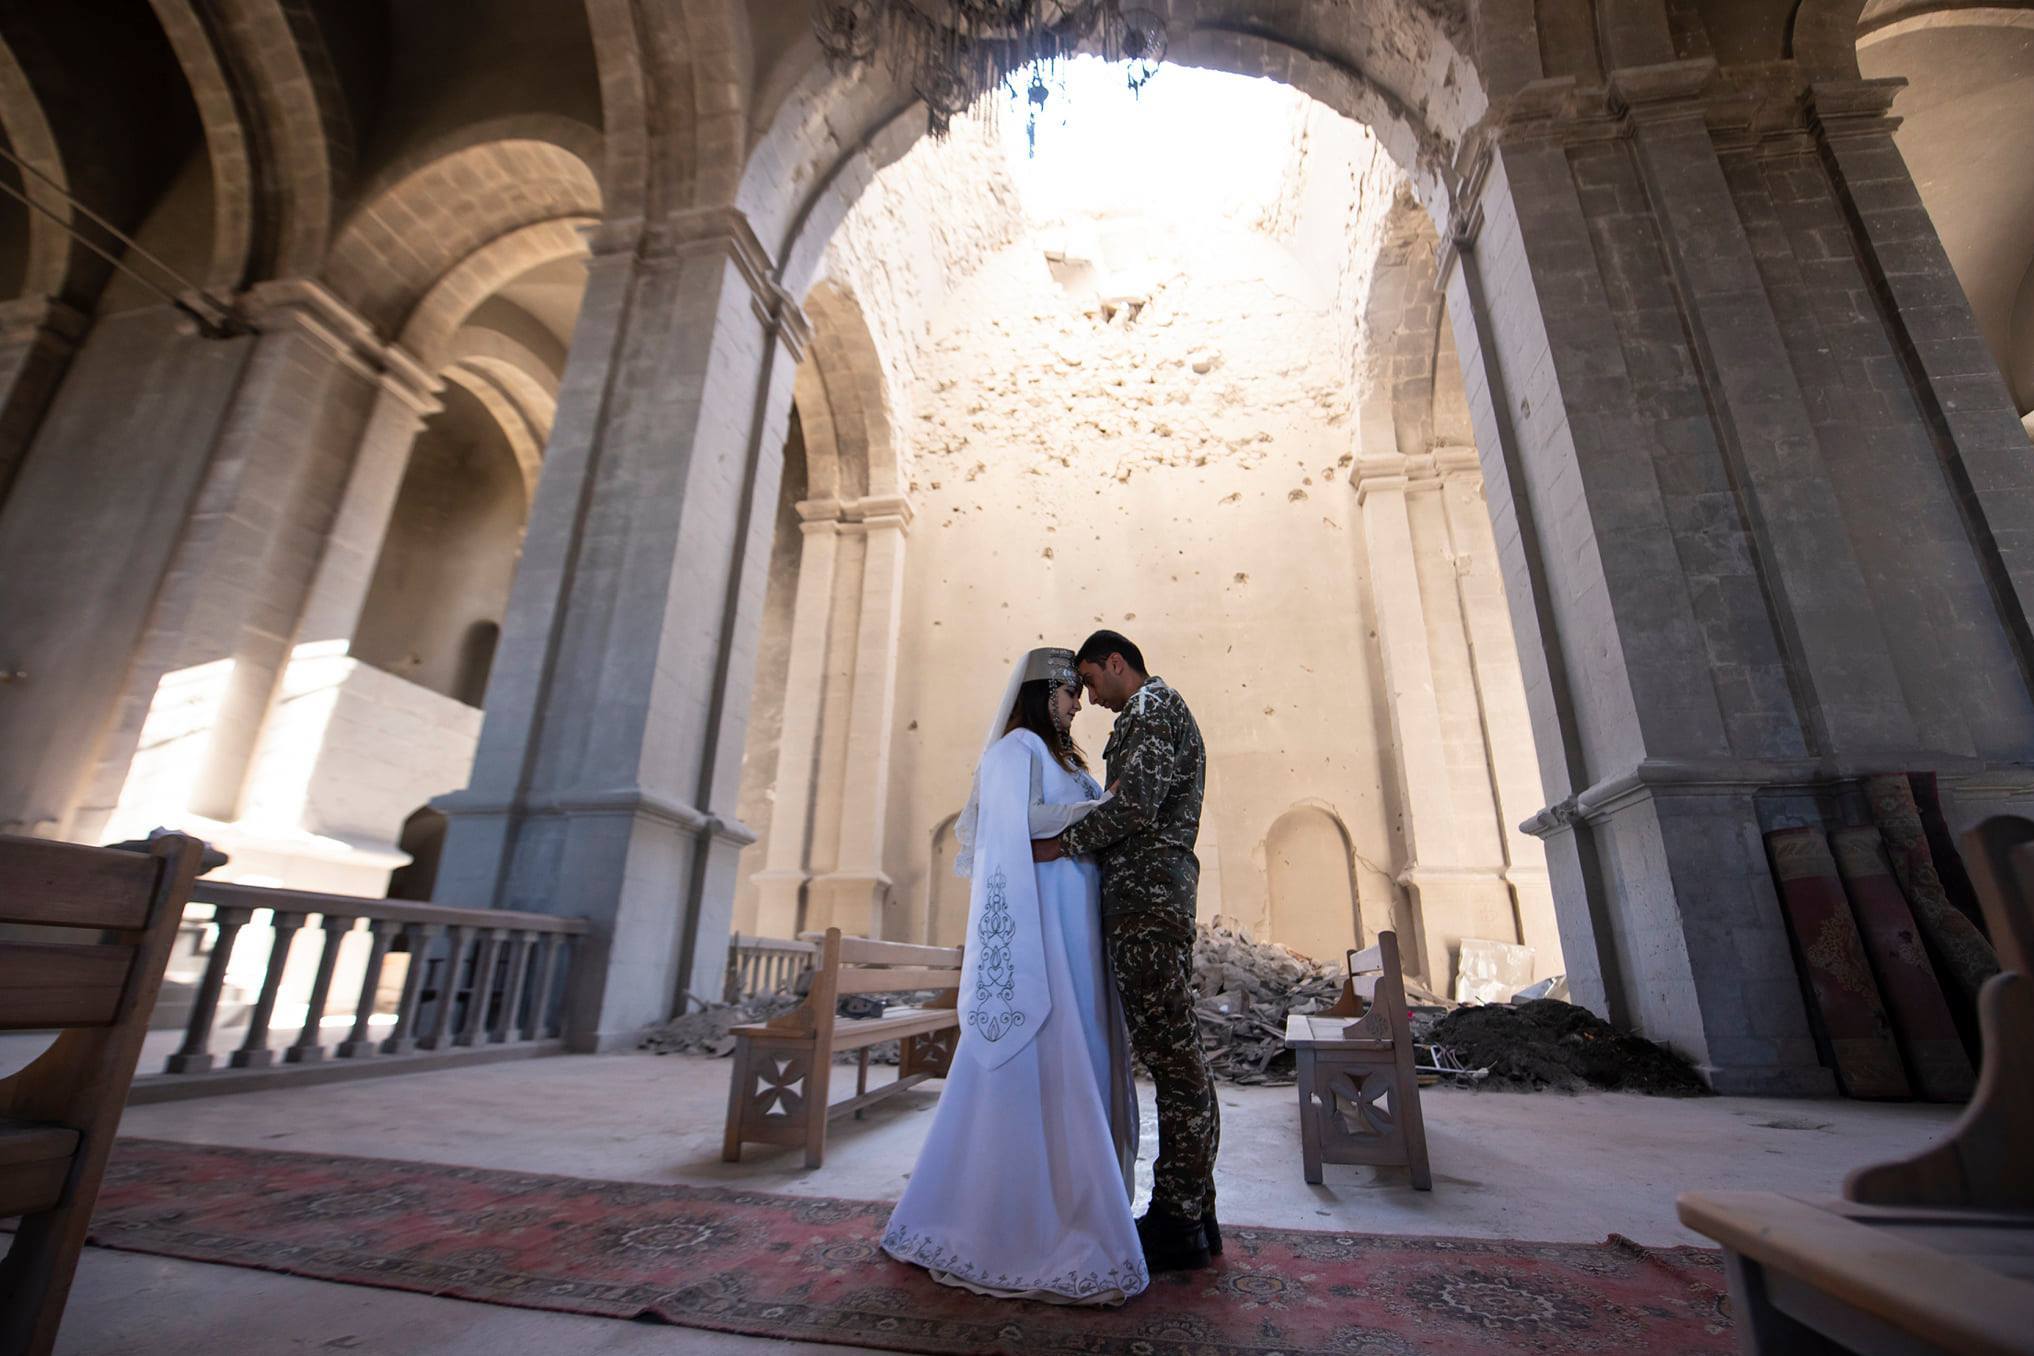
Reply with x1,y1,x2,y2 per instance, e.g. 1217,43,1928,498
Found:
1809,77,1908,140
0,295,88,350
434,783,758,848
1352,449,1479,503
588,207,813,361
797,493,917,531
239,278,440,413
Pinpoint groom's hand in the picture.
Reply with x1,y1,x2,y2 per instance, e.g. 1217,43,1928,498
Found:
1032,837,1066,863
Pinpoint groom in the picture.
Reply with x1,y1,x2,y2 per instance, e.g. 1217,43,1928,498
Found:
1033,630,1219,1272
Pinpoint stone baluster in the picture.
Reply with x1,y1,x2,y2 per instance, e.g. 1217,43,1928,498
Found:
336,919,399,1057
380,922,435,1054
491,931,533,1043
229,911,305,1069
418,925,469,1050
284,914,357,1064
457,928,507,1046
523,933,561,1040
165,905,252,1073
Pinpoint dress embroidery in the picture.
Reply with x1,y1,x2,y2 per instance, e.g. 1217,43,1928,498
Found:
969,869,1022,1042
880,1223,1147,1302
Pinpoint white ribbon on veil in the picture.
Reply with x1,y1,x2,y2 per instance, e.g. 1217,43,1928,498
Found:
949,651,1061,1069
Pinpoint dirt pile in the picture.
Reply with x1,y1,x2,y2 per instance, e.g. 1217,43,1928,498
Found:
1426,999,1710,1095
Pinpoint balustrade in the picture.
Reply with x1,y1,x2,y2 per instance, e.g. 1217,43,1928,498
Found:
147,882,587,1089
725,933,818,1002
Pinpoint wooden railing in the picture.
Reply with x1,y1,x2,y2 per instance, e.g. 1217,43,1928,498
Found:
724,932,817,1002
139,880,589,1097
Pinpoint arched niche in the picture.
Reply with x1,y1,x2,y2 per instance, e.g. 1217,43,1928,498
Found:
1265,804,1362,965
386,805,448,902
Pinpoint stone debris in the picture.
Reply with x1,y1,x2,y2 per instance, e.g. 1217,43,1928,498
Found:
639,986,936,1067
1426,999,1711,1096
639,992,800,1058
1189,920,1410,1086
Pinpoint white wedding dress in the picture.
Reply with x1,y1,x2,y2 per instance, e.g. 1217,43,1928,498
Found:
880,729,1147,1305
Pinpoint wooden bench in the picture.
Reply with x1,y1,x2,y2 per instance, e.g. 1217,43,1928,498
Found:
1677,816,2034,1355
0,832,204,1356
721,928,962,1168
1284,930,1432,1190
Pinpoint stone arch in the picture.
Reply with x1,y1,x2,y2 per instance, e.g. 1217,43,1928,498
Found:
1264,803,1363,964
795,280,898,501
582,0,749,222
399,218,593,370
147,0,354,285
1359,191,1447,458
0,34,71,301
742,10,1485,300
443,363,547,501
1593,0,1680,69
323,140,600,339
1790,0,1871,76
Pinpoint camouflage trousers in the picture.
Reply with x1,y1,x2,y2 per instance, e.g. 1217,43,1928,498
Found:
1106,910,1219,1222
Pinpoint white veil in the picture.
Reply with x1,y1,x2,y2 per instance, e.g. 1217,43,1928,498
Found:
949,647,1076,1069
951,658,1031,880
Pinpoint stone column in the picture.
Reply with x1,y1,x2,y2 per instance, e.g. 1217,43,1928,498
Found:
808,493,912,938
1435,61,2034,1092
433,208,810,1050
0,282,414,841
1435,460,1562,968
749,501,843,937
69,283,422,841
289,379,444,649
0,296,86,508
1356,451,1524,991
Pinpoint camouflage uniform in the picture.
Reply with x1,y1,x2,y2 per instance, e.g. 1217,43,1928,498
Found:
1058,677,1217,1223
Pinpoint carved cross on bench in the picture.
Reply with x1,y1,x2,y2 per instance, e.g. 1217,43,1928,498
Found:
721,928,963,1169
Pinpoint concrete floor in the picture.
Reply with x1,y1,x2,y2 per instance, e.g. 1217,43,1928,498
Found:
53,1051,1960,1355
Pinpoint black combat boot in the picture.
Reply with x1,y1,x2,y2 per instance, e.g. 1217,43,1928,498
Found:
1136,1205,1211,1272
1202,1206,1222,1257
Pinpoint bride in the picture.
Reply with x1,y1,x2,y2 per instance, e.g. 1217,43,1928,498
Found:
880,646,1147,1305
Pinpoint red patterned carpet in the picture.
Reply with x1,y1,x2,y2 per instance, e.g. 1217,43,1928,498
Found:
85,1139,1734,1355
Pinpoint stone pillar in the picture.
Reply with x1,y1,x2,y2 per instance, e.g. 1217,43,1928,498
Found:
1436,62,2034,1092
0,283,413,841
808,494,912,938
1356,451,1529,992
290,381,443,648
0,296,86,508
1436,462,1562,968
433,208,810,1050
71,283,423,841
749,502,842,937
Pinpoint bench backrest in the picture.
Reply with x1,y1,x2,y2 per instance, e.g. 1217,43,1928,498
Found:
1321,930,1410,1047
0,835,202,1038
772,929,964,1041
1960,815,2034,977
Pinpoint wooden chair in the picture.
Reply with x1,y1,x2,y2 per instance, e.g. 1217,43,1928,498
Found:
0,832,204,1356
1284,930,1432,1190
1958,814,2034,976
722,928,962,1169
1676,816,2034,1353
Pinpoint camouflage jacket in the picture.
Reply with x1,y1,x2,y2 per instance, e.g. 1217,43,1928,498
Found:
1059,676,1206,921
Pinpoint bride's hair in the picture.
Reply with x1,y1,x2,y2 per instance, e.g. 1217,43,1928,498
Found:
1005,679,1087,775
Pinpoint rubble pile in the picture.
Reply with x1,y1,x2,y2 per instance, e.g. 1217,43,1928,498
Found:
639,989,937,1066
639,992,799,1058
1427,998,1710,1095
1190,921,1351,1085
